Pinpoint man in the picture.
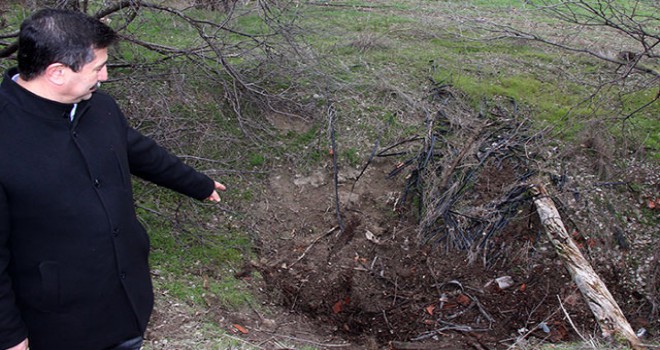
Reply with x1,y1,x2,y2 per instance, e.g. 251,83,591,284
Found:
0,9,226,350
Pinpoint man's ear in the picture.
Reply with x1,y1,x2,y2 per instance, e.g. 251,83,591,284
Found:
43,63,67,86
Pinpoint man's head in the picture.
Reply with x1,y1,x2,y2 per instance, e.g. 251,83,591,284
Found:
18,8,117,81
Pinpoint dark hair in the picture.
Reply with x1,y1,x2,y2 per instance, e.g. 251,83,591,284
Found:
17,9,117,80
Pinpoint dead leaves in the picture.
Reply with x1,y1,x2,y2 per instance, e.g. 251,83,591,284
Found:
332,296,351,314
423,293,472,317
456,293,471,307
232,324,249,334
425,304,436,316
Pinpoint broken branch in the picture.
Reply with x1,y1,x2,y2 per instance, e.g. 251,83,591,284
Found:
531,183,645,350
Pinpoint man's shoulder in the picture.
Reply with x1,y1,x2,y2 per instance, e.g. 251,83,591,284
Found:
0,73,22,114
90,90,120,107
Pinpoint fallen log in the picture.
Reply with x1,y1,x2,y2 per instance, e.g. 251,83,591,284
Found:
530,183,645,350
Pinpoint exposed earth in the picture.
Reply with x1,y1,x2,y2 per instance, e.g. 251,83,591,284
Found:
143,96,659,349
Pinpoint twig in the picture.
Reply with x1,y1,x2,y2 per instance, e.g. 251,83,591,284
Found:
219,332,268,350
351,131,382,192
392,275,399,307
412,321,490,341
468,295,495,325
382,310,394,334
480,21,659,77
445,300,477,320
305,2,400,10
289,226,339,267
270,334,351,348
505,302,562,350
377,136,423,156
557,295,587,342
203,168,269,175
328,103,345,233
524,291,549,329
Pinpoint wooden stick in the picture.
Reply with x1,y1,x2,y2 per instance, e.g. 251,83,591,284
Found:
328,104,345,233
530,183,645,350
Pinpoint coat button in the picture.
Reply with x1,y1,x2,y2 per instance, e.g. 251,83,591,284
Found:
94,179,101,187
112,228,119,237
72,131,78,138
120,272,126,279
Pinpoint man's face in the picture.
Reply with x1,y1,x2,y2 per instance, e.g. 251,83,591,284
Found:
62,48,109,103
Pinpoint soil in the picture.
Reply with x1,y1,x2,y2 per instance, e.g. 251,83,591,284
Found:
244,161,598,350
144,118,658,350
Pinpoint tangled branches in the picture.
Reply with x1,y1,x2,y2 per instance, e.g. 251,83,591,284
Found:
418,96,542,249
0,0,311,144
379,84,548,262
473,0,659,125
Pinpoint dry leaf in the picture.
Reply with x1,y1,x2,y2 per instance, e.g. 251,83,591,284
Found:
332,297,350,314
332,300,343,314
232,324,248,334
456,294,471,306
425,304,436,315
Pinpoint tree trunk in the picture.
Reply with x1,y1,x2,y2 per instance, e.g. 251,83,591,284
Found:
531,183,645,350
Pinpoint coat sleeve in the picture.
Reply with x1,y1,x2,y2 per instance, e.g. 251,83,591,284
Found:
0,184,28,349
126,127,215,201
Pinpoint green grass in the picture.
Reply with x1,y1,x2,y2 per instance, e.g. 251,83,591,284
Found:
154,273,253,310
131,176,254,309
291,0,659,158
278,125,326,165
248,152,266,167
343,147,361,167
446,0,528,7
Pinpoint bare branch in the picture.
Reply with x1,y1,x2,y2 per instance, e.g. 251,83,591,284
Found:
481,21,659,77
0,41,17,59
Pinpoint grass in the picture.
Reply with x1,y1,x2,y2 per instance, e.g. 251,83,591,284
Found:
133,181,253,309
279,125,326,165
291,0,660,158
153,273,253,310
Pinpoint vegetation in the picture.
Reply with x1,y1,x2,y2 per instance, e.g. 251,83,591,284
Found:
0,0,657,348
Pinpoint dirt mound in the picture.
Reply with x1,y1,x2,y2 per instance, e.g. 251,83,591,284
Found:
250,161,594,349
249,92,658,349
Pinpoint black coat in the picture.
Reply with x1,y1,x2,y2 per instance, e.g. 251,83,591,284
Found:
0,68,215,350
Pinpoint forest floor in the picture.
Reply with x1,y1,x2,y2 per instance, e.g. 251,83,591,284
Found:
138,1,659,349
144,109,659,349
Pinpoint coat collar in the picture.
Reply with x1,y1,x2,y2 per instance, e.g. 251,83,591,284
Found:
1,67,90,121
